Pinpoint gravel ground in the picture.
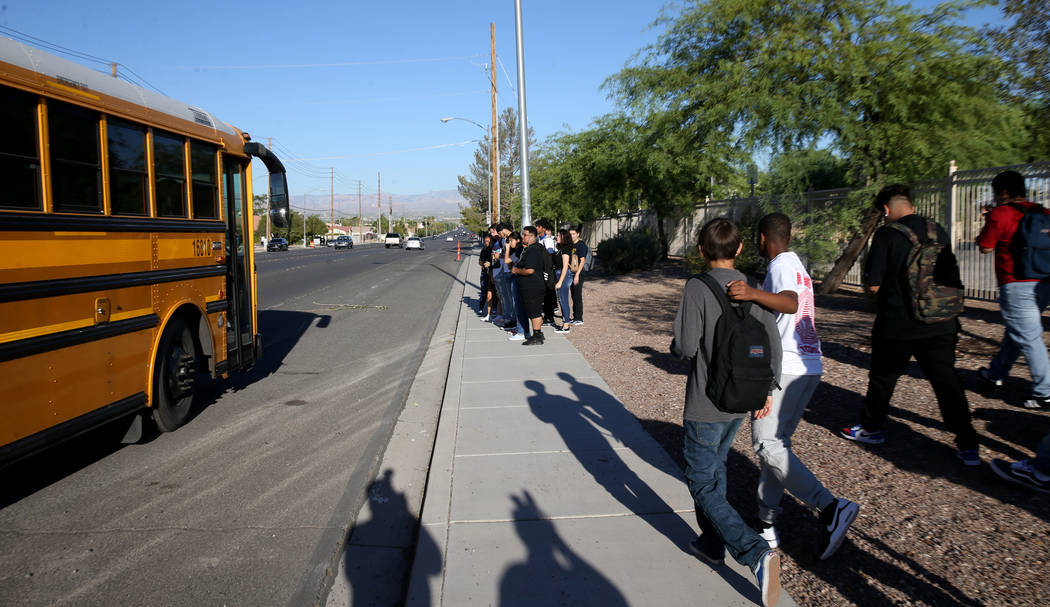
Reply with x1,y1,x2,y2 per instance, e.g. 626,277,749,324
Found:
566,260,1050,607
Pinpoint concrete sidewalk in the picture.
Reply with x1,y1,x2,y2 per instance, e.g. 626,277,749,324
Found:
406,257,796,606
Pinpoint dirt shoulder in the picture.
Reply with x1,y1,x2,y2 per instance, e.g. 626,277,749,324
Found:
567,260,1050,607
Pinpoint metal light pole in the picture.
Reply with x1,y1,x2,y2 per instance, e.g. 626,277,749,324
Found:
443,114,491,224
514,0,531,227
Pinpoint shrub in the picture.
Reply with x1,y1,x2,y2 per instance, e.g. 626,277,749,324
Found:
595,229,663,275
685,211,766,277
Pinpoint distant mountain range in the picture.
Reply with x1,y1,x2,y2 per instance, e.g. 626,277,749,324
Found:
294,189,466,220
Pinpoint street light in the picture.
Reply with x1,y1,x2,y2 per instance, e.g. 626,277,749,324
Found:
441,116,494,226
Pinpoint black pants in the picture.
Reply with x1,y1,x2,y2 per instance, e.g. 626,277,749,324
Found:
569,273,584,321
861,331,978,451
543,287,556,321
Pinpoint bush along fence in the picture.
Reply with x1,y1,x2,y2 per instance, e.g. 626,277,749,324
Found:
581,160,1050,301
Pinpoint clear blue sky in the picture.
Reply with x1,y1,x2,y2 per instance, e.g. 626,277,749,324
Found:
3,0,1003,207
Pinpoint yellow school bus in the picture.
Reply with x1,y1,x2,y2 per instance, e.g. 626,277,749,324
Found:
0,36,290,465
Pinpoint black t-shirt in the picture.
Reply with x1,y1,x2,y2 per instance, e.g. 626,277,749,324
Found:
517,242,546,289
479,244,492,266
864,214,962,339
572,240,589,271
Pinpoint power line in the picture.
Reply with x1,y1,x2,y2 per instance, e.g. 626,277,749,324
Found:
0,26,166,95
173,54,487,71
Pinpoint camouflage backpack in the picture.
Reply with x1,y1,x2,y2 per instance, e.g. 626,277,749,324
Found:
886,219,964,324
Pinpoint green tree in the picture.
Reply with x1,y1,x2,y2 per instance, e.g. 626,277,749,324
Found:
253,194,268,217
458,107,536,229
994,0,1050,159
608,0,1027,292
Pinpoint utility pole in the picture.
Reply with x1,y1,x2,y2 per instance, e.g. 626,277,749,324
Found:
389,195,394,233
302,194,307,246
357,181,363,244
514,0,531,227
266,137,273,245
490,22,500,224
377,171,382,236
329,167,335,245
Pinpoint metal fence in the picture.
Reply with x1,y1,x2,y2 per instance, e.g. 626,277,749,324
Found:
581,160,1050,301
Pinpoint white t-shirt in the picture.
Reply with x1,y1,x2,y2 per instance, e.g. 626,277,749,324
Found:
763,251,822,376
539,233,557,254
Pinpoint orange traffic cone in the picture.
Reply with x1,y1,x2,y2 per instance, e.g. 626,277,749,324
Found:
456,240,461,261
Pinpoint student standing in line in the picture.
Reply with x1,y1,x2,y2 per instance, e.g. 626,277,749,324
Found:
478,233,493,317
975,170,1050,410
839,184,981,466
505,231,531,341
514,226,548,346
568,226,589,326
535,218,559,326
553,229,574,334
727,213,859,559
671,217,782,607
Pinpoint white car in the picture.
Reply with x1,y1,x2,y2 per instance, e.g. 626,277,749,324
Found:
405,236,424,251
446,236,454,241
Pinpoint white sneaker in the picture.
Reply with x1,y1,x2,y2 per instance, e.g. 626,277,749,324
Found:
508,332,525,341
480,315,489,322
757,524,780,549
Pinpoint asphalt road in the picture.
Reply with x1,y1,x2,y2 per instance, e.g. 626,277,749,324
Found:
0,238,468,606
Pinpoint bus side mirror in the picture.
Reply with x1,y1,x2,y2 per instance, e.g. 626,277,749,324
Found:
269,173,290,229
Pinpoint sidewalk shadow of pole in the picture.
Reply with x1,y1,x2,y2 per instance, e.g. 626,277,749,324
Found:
499,490,628,607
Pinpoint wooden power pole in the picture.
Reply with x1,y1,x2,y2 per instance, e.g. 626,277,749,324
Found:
357,181,363,244
490,22,500,224
377,172,382,236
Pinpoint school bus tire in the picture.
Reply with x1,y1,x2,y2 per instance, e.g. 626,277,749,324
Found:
152,315,198,432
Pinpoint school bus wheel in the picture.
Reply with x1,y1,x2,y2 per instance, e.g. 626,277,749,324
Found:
152,315,198,432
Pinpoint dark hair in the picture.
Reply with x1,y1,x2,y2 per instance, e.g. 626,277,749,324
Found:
758,212,791,243
535,218,552,230
507,230,522,242
992,170,1027,198
699,217,740,261
556,228,572,248
483,233,492,242
874,184,912,211
522,225,538,238
568,224,581,234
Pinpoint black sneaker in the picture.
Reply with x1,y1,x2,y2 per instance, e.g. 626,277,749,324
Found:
522,331,545,346
687,538,725,566
502,321,517,330
978,367,1003,390
990,458,1050,494
817,498,859,560
553,324,571,334
1022,396,1050,411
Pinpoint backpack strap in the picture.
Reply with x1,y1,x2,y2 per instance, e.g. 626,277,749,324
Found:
886,220,922,246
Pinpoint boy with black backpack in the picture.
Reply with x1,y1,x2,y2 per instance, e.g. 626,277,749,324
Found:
840,184,981,466
975,170,1050,411
671,218,783,607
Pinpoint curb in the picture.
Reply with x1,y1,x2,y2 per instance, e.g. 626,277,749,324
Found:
320,253,470,606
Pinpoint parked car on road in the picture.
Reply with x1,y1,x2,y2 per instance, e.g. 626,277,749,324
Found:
333,235,353,250
405,236,424,251
385,233,403,248
266,237,288,251
446,236,454,241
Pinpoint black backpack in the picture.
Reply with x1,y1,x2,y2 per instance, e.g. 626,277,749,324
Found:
542,245,556,289
1007,203,1050,279
697,273,775,413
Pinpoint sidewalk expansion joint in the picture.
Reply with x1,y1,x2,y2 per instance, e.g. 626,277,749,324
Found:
461,374,603,385
436,508,696,525
454,446,631,458
463,353,578,360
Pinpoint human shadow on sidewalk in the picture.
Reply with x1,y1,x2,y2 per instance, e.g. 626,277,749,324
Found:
524,379,693,549
341,469,441,606
499,491,629,607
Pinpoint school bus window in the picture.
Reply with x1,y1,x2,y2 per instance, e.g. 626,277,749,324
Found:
107,118,148,215
154,130,186,217
0,86,41,210
190,140,218,219
49,100,102,214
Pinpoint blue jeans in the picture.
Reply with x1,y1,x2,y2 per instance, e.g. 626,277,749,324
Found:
989,280,1050,398
495,272,514,321
556,269,574,325
510,275,530,336
684,419,769,569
